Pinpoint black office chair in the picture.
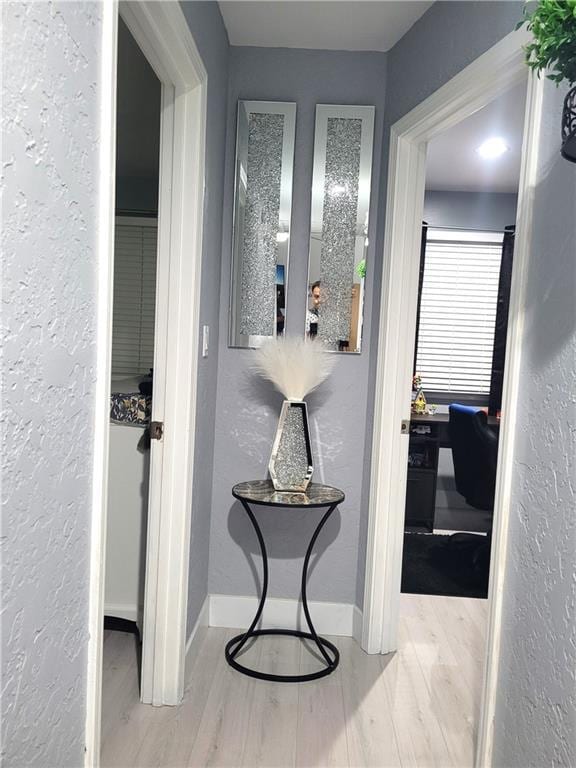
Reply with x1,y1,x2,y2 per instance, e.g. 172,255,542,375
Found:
448,404,498,575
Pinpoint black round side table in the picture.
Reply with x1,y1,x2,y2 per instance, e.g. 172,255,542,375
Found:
225,479,345,683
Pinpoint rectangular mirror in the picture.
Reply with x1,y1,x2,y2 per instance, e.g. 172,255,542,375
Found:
306,105,375,353
229,100,296,348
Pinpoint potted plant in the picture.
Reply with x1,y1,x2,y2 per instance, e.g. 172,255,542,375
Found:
518,0,576,162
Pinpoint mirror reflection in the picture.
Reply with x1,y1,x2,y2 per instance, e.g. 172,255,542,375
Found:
306,105,374,353
229,100,296,348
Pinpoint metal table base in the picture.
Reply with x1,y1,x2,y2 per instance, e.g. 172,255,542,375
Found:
225,490,342,683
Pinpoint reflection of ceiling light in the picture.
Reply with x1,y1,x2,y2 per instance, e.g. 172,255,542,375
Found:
476,137,509,159
276,232,289,243
330,183,347,196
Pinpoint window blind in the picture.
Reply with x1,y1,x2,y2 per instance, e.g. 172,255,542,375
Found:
415,228,504,396
112,218,158,378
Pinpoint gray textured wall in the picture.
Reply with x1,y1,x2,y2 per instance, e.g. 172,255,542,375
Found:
423,190,518,231
384,2,523,128
357,0,525,606
179,2,230,637
209,47,387,605
1,3,102,765
492,81,576,768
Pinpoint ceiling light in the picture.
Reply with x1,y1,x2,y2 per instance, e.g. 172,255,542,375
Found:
276,232,289,243
476,137,509,159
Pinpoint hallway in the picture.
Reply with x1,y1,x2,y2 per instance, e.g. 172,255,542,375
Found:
102,594,487,767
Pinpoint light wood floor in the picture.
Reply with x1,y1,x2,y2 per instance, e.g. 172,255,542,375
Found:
101,594,487,768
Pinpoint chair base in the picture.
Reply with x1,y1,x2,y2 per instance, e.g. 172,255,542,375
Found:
449,531,491,575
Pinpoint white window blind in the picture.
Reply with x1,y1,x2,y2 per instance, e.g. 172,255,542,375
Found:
415,228,504,396
112,218,158,378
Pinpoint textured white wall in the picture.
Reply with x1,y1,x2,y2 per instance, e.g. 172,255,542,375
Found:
1,3,102,765
493,81,576,766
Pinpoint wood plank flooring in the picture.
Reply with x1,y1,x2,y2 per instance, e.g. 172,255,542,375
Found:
101,595,487,768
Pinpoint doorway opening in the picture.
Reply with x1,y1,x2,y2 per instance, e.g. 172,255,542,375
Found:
401,76,527,602
101,16,161,753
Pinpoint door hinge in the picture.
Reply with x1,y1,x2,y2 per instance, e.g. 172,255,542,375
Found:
400,419,410,435
150,421,164,441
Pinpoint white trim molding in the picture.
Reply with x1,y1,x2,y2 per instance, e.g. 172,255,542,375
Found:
209,594,363,642
85,3,118,766
359,27,544,768
476,67,545,768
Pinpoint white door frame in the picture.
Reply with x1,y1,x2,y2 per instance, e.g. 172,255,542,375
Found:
360,29,544,767
86,1,206,764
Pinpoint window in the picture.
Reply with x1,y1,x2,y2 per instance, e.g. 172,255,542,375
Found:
415,228,504,400
112,217,157,378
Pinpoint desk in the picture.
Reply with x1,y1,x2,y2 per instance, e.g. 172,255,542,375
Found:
405,412,499,531
411,412,499,441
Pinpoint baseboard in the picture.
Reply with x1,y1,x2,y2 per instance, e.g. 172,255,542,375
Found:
104,602,139,623
185,594,210,676
352,604,363,645
209,593,360,638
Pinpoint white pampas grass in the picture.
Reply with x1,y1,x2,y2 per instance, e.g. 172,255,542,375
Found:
252,337,335,401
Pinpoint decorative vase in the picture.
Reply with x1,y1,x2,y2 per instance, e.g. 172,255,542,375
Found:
561,85,576,164
269,400,313,492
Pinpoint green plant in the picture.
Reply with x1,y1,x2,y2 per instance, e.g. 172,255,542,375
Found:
518,0,576,85
356,259,366,280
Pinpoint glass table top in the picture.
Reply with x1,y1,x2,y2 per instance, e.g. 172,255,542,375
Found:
232,480,345,508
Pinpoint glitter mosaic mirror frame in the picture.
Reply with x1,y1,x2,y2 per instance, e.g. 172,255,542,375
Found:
306,105,375,353
229,101,297,349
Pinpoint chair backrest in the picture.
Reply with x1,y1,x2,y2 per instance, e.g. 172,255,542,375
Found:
448,404,499,511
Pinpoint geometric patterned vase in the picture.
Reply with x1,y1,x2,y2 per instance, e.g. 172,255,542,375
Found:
268,400,313,492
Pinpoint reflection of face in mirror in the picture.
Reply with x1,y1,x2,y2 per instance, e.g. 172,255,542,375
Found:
306,281,322,337
311,282,322,311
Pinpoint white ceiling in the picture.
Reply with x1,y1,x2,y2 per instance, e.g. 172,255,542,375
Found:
426,79,528,193
218,1,433,52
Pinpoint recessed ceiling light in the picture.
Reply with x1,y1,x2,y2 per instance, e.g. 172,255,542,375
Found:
276,232,289,243
476,137,509,159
